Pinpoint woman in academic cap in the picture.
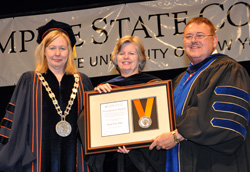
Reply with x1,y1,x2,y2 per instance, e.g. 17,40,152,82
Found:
0,19,93,172
79,35,166,172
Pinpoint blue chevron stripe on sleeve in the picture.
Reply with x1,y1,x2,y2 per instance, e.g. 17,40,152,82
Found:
215,86,250,104
211,118,247,138
213,102,249,122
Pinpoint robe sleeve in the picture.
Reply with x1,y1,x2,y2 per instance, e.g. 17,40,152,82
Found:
176,57,250,155
0,72,36,171
77,72,93,146
79,72,94,91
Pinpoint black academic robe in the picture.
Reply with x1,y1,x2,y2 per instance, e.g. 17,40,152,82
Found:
79,73,166,172
174,55,250,172
0,70,93,172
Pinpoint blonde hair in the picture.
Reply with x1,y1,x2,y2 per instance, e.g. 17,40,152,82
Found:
111,35,146,73
35,30,77,74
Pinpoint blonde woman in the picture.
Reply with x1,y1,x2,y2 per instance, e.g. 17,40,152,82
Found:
0,20,93,172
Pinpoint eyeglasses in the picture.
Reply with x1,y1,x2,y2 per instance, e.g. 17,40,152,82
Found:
183,33,214,40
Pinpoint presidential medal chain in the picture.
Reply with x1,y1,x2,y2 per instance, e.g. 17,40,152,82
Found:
37,72,79,137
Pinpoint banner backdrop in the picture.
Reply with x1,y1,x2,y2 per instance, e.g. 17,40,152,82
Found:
0,0,249,86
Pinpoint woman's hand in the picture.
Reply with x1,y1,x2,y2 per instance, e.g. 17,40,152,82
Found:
117,146,130,154
94,83,112,93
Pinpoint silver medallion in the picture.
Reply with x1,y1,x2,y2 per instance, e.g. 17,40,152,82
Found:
56,120,72,137
138,116,152,128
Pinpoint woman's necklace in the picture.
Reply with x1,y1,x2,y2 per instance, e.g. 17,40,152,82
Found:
37,72,79,137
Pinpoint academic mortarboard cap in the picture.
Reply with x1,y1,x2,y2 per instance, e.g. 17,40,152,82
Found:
36,19,76,48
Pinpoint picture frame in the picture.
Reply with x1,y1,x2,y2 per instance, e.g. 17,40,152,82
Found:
84,80,176,155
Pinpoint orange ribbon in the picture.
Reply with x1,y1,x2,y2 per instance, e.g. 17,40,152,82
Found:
133,97,154,118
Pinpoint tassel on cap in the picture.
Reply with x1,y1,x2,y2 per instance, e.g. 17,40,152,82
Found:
73,45,77,59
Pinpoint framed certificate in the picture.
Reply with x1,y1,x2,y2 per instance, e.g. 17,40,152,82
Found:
84,80,176,155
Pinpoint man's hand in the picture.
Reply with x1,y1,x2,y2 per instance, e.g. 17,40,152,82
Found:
149,129,184,150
